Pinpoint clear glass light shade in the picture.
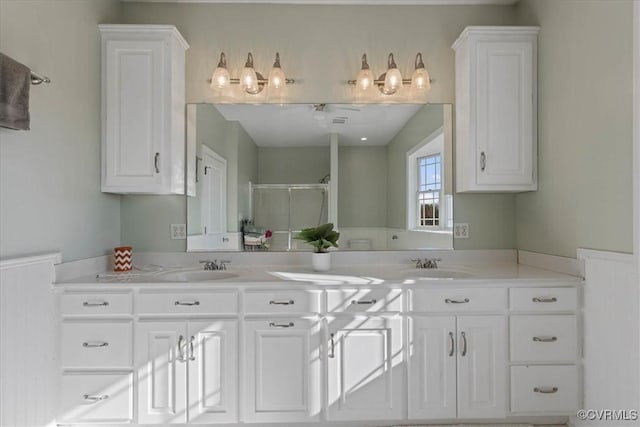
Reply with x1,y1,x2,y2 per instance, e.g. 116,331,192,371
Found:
210,66,230,89
268,66,286,89
240,66,259,94
411,67,431,91
383,68,403,95
356,68,375,91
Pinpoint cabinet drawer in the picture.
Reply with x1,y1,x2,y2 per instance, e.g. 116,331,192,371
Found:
410,288,506,312
510,315,577,362
511,365,579,414
326,289,403,313
61,321,132,368
58,372,133,423
244,290,322,314
137,291,238,315
510,288,578,312
61,292,132,316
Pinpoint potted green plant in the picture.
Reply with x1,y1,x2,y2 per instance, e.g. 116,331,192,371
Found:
295,223,340,271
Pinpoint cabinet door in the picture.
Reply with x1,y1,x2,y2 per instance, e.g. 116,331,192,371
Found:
103,39,165,193
243,318,321,423
408,316,457,419
327,316,404,421
475,40,535,187
187,320,238,424
457,315,507,418
136,321,187,424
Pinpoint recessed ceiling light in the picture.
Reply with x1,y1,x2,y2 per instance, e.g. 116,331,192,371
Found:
361,137,368,141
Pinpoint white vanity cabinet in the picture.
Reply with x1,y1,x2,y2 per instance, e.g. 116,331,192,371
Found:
453,26,539,192
99,25,189,194
242,289,322,423
408,288,507,420
508,287,580,415
135,290,239,424
325,289,404,421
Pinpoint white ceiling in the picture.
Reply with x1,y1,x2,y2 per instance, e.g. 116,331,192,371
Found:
121,0,518,4
214,103,423,147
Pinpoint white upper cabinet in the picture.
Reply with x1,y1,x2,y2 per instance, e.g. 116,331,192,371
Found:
453,26,539,192
100,25,189,194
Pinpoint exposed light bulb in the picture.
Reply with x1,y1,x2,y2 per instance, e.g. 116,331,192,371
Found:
382,53,402,95
355,54,374,91
411,53,431,91
268,52,286,89
210,52,230,89
240,53,260,94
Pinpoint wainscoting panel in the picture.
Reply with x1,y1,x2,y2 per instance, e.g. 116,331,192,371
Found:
574,249,638,426
0,253,60,427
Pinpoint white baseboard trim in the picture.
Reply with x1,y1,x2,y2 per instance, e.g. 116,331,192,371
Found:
517,250,581,277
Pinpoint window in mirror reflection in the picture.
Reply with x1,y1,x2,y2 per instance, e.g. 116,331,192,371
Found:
418,153,441,227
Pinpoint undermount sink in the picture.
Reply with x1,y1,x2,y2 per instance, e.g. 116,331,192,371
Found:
402,269,475,279
157,269,237,282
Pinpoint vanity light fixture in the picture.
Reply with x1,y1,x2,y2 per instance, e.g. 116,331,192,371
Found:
348,52,432,95
209,52,295,94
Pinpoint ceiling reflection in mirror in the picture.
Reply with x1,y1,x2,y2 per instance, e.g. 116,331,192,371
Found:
186,103,453,252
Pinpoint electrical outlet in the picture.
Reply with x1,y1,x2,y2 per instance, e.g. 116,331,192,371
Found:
171,224,186,240
454,223,469,239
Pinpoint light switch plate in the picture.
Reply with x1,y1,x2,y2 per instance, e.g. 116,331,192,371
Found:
171,224,186,240
454,223,469,239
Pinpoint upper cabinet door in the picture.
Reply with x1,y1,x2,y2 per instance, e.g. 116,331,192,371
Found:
100,25,188,194
453,26,539,192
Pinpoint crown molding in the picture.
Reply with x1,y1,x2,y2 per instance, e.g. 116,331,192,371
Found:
120,0,519,5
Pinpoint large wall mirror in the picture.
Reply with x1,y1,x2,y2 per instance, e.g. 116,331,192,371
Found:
186,103,453,252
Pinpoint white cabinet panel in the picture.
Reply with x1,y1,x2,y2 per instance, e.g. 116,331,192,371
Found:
136,322,188,424
137,290,238,315
510,315,578,362
244,289,322,314
58,372,133,424
411,288,506,313
244,318,321,422
511,365,579,413
509,287,578,312
60,292,132,316
61,321,132,368
187,320,238,424
327,316,403,421
100,25,188,194
326,289,403,313
408,316,457,419
453,26,539,192
457,315,507,419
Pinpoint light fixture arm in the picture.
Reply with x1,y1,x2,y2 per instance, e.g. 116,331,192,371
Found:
415,52,425,70
361,53,370,70
217,52,227,68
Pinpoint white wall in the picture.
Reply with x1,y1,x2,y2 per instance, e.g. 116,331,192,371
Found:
0,0,122,262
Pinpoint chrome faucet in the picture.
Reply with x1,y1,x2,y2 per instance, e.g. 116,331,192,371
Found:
410,258,442,269
200,259,230,271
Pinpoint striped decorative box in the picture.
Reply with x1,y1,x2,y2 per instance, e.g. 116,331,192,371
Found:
114,246,132,272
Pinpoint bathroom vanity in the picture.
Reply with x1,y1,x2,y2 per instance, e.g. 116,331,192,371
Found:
54,258,581,426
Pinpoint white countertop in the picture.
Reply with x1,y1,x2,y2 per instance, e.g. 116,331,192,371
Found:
56,261,581,287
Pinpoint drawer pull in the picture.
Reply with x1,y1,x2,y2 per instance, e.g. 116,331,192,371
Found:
174,300,200,306
448,331,455,357
445,298,469,304
460,331,467,356
83,300,109,307
351,299,377,305
269,322,294,328
269,299,295,305
534,386,558,394
83,341,109,348
84,394,109,402
533,336,558,343
329,333,336,358
532,297,558,303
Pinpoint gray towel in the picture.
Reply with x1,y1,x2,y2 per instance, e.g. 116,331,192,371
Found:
0,52,31,130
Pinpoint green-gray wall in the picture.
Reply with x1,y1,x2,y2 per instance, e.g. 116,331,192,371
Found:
0,0,122,261
258,147,330,184
515,0,634,257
